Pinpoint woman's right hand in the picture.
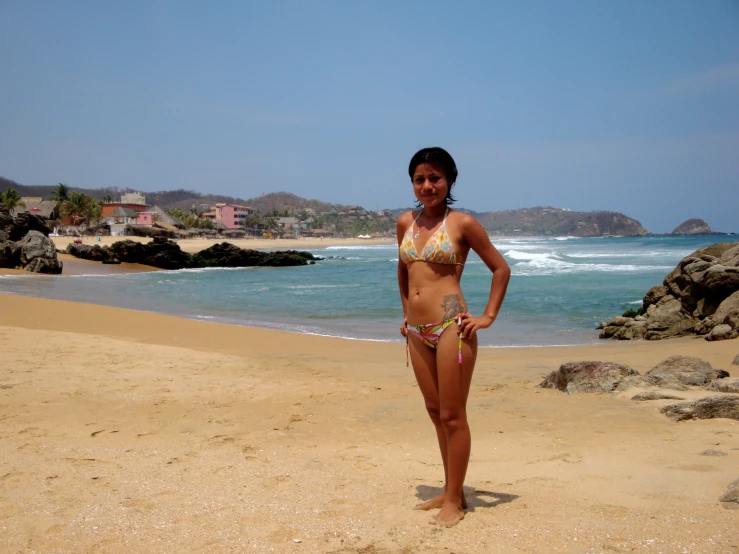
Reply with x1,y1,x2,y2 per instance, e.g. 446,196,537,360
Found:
400,317,408,337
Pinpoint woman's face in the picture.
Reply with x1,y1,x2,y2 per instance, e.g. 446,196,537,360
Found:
412,163,449,208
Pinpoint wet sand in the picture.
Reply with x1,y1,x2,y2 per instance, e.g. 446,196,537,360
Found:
0,294,737,552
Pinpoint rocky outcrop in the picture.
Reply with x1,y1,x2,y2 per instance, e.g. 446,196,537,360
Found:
599,242,739,341
0,211,62,274
671,218,712,235
660,396,739,422
191,243,319,268
65,238,321,270
538,361,642,394
106,238,194,270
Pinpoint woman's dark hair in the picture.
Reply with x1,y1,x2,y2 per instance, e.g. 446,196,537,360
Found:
408,147,458,205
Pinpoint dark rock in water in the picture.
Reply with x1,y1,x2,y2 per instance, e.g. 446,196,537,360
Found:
191,243,318,268
660,396,739,421
719,478,739,509
644,355,729,390
631,391,685,401
64,238,321,270
2,212,51,242
538,361,642,394
671,218,712,235
704,378,739,393
107,237,194,270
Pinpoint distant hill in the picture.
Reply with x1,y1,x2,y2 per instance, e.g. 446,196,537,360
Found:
671,218,712,235
471,206,649,237
2,177,650,236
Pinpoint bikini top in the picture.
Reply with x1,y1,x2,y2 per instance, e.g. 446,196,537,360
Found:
398,209,463,266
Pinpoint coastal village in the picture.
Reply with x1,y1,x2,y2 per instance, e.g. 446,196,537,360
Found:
0,182,395,241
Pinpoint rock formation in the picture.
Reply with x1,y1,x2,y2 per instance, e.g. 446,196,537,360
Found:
66,237,321,270
671,218,712,235
598,242,739,341
0,208,63,274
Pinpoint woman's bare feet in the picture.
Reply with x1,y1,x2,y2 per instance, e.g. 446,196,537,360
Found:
429,502,465,528
414,492,467,511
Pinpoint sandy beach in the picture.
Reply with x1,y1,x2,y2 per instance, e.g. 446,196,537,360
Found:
51,235,396,254
0,293,737,553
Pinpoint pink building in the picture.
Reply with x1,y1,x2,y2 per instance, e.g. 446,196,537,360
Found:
202,203,255,229
136,212,154,225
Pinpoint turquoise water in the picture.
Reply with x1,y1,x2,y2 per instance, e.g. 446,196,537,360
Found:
1,235,734,346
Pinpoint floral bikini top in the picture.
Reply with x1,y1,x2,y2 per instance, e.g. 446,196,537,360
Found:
399,209,463,266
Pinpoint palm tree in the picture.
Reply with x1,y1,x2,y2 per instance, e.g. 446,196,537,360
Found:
61,191,92,226
50,183,70,220
0,188,25,215
82,199,103,228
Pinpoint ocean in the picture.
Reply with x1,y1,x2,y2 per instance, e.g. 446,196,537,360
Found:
1,235,733,347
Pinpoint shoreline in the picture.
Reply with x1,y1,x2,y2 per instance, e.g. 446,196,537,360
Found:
0,293,737,552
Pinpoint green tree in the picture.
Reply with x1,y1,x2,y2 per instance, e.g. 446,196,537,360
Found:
102,195,113,204
82,199,103,227
0,188,25,214
61,191,93,226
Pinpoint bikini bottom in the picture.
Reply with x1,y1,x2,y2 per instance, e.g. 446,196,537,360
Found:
405,317,462,367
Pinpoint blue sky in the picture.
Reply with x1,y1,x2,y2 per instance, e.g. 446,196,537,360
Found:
1,1,737,233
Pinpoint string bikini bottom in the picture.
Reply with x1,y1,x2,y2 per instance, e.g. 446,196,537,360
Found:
405,317,463,367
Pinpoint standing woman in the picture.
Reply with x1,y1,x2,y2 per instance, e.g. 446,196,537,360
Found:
397,147,510,528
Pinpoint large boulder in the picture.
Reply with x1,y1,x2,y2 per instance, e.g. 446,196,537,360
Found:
18,230,57,264
660,396,739,421
644,296,694,339
712,291,739,327
706,324,738,342
538,361,642,394
643,285,668,309
644,355,729,390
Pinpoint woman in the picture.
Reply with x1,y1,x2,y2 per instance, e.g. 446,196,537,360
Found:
397,147,510,528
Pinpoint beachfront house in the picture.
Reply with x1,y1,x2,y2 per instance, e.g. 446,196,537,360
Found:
17,197,58,222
